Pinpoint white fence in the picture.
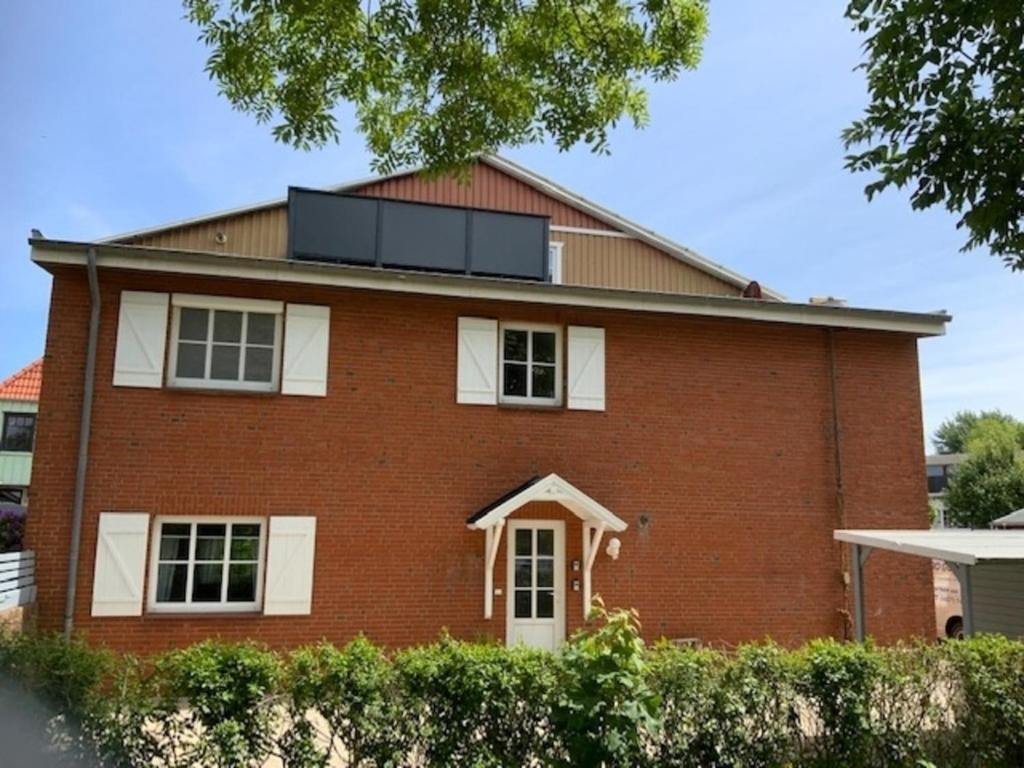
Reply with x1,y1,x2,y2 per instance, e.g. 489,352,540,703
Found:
0,550,36,612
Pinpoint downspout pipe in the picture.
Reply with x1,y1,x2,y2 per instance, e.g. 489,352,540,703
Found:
64,247,100,640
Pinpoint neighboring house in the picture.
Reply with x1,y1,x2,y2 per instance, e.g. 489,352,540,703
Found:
0,359,42,505
925,452,965,526
25,157,949,654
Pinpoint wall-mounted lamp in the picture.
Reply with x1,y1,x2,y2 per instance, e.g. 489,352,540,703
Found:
606,537,621,560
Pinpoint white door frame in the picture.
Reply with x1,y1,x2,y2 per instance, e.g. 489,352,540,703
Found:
505,519,566,649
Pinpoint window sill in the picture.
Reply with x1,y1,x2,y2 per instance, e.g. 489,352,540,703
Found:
164,384,280,397
145,609,262,618
496,402,565,412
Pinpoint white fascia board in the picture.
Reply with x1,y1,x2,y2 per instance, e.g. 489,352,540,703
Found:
31,242,950,336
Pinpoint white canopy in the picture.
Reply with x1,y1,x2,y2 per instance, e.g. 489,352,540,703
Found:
467,473,628,532
834,529,1024,565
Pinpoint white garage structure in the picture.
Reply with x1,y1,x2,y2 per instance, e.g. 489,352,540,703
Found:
834,529,1024,641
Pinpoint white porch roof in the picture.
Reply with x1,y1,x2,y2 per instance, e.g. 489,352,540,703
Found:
834,529,1024,565
466,473,628,532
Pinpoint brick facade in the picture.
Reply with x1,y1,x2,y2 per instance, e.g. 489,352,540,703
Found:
26,266,933,653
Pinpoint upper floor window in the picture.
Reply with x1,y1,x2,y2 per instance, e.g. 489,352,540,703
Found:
1,413,36,452
149,518,264,613
169,297,282,392
548,242,564,284
500,324,562,406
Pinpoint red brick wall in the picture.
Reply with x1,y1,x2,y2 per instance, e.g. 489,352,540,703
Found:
26,266,934,653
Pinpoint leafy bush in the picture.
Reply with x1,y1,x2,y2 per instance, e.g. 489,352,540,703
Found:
941,634,1024,767
157,640,281,768
282,637,410,767
0,504,26,552
2,624,1024,767
550,599,660,767
398,634,557,766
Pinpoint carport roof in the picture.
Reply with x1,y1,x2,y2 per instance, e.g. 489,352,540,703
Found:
834,529,1024,565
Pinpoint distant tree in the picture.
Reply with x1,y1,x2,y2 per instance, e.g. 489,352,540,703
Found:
932,409,1024,454
843,1,1024,271
183,0,709,175
945,419,1024,529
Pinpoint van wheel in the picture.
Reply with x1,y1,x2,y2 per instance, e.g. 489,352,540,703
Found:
945,616,964,640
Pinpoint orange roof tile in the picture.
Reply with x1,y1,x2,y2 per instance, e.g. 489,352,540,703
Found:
0,359,43,402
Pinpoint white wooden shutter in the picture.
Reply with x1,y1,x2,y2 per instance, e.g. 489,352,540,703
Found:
567,326,606,411
263,516,317,615
91,513,150,617
282,304,331,396
457,317,498,404
113,291,169,388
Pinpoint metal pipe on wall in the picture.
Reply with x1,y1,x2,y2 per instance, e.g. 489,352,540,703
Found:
63,247,100,640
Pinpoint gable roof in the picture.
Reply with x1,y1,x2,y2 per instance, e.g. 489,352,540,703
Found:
0,359,42,402
102,155,785,300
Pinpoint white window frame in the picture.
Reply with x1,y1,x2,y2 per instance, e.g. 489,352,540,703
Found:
147,516,266,614
498,322,563,406
548,241,564,285
167,295,284,392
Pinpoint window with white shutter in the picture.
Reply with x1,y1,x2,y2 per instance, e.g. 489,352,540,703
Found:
91,513,150,617
113,291,169,388
567,326,606,411
147,518,265,613
281,304,331,396
168,295,284,392
457,317,498,405
263,516,317,616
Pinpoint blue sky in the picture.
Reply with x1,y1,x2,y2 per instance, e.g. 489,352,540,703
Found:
1,1,1021,448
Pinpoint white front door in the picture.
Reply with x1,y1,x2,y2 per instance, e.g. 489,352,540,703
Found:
506,520,565,650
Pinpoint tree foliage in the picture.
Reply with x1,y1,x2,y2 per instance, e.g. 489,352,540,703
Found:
843,1,1024,270
945,418,1024,528
183,0,709,175
933,409,1024,454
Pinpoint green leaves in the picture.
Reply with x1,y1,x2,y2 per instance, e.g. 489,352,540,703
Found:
844,1,1024,271
182,0,709,175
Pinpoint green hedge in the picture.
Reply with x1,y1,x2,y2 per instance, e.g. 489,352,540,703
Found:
1,606,1022,767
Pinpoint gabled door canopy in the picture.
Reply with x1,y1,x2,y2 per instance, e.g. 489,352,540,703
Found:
468,474,628,621
467,473,628,532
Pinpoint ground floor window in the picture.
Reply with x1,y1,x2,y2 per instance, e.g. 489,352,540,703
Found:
148,518,264,612
0,487,25,504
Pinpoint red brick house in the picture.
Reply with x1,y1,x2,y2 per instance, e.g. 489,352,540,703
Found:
26,157,948,653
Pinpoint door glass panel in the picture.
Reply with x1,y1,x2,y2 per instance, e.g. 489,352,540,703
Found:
515,529,532,556
537,590,554,618
515,558,532,588
536,559,554,588
514,590,532,619
536,529,554,556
